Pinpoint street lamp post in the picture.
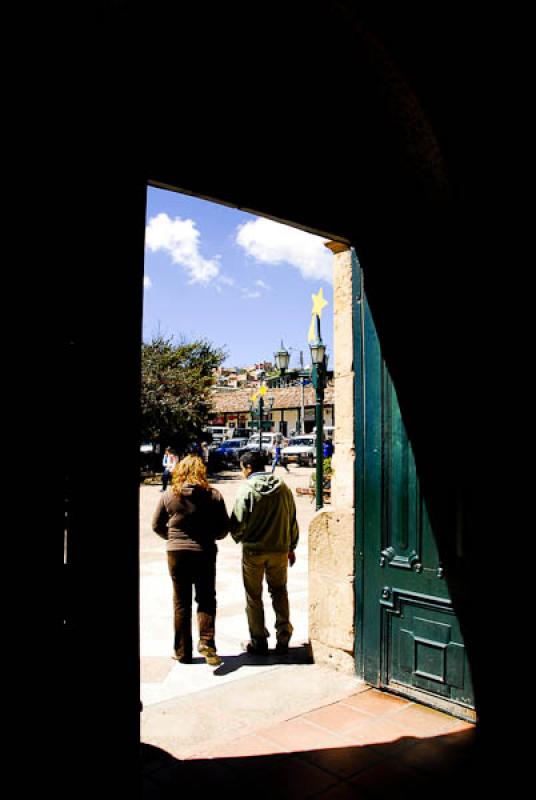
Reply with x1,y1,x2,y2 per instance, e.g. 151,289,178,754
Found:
258,393,264,455
274,341,290,388
250,388,274,460
274,341,290,434
309,315,328,511
298,350,306,435
249,398,255,435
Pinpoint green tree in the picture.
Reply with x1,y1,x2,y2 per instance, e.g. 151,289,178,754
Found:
141,335,227,453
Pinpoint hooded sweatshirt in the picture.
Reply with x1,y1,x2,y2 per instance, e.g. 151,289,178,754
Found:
230,472,299,553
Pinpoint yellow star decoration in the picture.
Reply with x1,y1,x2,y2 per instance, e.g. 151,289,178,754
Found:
311,288,328,318
251,383,267,403
308,288,329,342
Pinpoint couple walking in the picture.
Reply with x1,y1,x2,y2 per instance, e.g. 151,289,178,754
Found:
152,450,299,667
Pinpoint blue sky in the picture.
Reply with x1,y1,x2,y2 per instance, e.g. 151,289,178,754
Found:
143,186,333,370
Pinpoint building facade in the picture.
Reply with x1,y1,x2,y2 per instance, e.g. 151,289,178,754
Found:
208,384,334,437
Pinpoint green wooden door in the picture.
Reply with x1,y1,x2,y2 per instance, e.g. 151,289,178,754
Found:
355,257,474,717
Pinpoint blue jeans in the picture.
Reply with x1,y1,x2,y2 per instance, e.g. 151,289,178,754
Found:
162,468,172,489
271,454,288,473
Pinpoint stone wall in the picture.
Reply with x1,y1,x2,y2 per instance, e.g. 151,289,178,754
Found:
308,244,356,673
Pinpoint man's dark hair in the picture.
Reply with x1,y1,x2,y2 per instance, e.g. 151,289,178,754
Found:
240,450,265,474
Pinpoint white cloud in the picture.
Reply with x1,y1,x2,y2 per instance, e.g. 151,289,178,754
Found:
241,288,262,299
143,275,152,289
145,212,220,285
236,217,332,282
214,274,236,293
255,279,271,290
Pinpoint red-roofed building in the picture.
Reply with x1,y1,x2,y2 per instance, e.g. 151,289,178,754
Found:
208,384,334,437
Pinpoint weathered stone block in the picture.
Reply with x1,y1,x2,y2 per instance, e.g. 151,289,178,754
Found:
333,324,353,378
309,506,355,659
309,509,355,578
333,375,355,442
331,449,355,509
308,571,355,650
309,639,356,674
333,249,354,377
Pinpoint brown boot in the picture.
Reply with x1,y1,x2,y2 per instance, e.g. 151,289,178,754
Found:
198,643,222,666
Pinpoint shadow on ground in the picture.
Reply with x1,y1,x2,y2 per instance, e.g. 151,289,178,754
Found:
212,644,314,676
142,728,480,799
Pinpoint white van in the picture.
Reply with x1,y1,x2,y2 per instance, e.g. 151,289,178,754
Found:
203,426,233,444
243,432,283,457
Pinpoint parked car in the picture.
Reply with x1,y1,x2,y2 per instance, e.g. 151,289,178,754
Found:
214,438,249,465
281,435,316,466
243,432,284,459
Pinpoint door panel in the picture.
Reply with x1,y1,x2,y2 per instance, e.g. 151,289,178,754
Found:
385,592,473,706
358,285,474,715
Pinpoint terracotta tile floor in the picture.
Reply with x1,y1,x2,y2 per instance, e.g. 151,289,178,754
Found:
142,688,480,799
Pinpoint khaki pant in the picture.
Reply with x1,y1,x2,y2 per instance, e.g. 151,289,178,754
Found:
242,550,293,645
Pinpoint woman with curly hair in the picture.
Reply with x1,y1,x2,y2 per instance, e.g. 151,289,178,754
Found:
152,454,229,666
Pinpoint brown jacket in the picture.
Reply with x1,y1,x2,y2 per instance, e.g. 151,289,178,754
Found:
152,484,229,552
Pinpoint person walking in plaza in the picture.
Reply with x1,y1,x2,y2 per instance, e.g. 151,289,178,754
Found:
271,439,289,473
161,447,178,492
152,454,229,666
230,450,299,655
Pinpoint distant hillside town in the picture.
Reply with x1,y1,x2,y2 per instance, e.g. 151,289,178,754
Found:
211,359,333,392
211,362,276,391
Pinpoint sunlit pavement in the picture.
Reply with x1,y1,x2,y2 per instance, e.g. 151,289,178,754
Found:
140,467,477,797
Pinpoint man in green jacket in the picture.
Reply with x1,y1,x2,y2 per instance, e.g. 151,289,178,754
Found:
230,450,299,655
